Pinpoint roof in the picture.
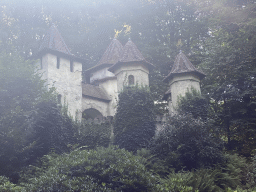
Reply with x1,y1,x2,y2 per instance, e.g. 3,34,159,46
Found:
163,51,205,83
108,39,155,73
39,24,72,55
82,83,111,102
85,39,123,73
29,24,86,63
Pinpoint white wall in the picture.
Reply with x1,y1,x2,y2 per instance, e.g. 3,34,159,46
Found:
99,78,118,116
168,73,201,114
82,96,110,117
39,53,83,120
114,63,149,92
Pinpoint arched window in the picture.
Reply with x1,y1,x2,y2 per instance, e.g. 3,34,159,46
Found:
128,75,134,85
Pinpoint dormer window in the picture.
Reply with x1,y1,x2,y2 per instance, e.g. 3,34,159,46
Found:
57,57,60,69
70,60,74,72
128,75,134,85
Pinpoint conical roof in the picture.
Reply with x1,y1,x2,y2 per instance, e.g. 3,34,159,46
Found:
98,38,123,65
163,51,205,83
39,24,72,55
86,39,123,73
108,39,154,72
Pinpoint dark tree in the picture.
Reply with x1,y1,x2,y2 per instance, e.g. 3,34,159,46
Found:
114,86,156,152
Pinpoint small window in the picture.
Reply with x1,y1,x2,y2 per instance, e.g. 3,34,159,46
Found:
57,94,62,104
57,57,60,69
70,60,74,72
128,75,134,85
40,58,43,69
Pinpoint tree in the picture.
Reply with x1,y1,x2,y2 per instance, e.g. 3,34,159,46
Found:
151,114,224,171
113,86,156,152
177,87,208,120
0,49,52,181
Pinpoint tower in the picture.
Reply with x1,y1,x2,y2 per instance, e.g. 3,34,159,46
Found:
32,24,85,120
83,38,123,117
108,39,154,92
163,51,205,114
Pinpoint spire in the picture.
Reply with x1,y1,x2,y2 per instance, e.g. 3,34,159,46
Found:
108,39,154,73
119,39,145,62
39,24,72,55
97,38,123,65
163,51,205,82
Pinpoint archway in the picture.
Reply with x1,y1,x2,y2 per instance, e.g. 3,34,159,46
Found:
82,108,103,120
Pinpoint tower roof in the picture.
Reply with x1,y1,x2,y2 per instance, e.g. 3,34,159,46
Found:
39,24,72,55
108,39,154,73
85,38,123,73
163,51,205,83
29,24,85,63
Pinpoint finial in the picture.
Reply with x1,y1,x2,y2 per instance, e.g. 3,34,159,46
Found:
128,38,131,41
179,50,182,53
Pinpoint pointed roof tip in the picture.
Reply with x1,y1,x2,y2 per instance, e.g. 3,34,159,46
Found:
108,40,155,73
119,39,145,62
38,24,72,56
163,51,206,83
85,38,124,73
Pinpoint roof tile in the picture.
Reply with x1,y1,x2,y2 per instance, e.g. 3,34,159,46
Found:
39,24,72,55
82,83,111,102
163,51,205,82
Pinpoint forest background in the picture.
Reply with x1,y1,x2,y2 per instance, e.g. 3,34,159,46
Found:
0,0,256,191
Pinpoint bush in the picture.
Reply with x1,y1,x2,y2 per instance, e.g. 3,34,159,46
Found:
177,87,208,119
114,86,156,152
20,146,158,192
0,176,25,192
76,121,111,149
26,101,76,165
151,114,224,170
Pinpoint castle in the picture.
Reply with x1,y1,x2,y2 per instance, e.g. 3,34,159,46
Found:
32,24,205,121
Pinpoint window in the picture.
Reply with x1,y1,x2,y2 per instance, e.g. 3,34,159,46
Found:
70,60,74,72
57,57,60,69
128,75,134,85
57,94,62,104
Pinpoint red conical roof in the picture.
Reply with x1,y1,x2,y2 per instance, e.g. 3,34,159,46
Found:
163,51,205,83
39,24,72,55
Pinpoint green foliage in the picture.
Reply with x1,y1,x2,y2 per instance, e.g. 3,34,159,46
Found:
76,121,111,149
0,50,53,181
177,87,208,119
27,101,76,164
151,114,224,170
156,172,194,192
0,176,25,192
114,86,156,152
20,146,158,192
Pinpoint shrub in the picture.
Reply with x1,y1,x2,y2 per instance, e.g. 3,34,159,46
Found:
76,121,111,149
114,86,156,152
20,146,158,192
177,87,208,119
151,114,224,170
26,101,76,165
